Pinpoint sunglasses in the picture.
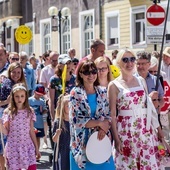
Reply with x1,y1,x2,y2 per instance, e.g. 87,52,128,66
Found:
11,58,19,61
122,57,136,63
152,99,160,102
81,69,97,76
97,67,108,72
149,70,157,74
73,62,78,66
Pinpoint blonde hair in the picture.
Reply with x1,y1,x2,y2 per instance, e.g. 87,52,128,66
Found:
55,94,70,131
94,56,113,82
7,83,32,118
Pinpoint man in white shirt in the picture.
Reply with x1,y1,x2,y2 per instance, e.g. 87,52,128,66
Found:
40,51,59,88
162,47,170,84
39,51,59,149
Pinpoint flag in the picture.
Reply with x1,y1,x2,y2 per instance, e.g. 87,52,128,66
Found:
62,65,67,94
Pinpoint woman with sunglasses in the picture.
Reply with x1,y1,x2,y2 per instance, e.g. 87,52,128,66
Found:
94,57,113,88
69,59,115,170
108,48,164,169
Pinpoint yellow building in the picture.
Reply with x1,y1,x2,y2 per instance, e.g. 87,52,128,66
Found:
103,0,169,57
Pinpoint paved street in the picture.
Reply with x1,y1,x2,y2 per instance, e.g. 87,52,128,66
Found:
37,140,170,170
37,138,53,170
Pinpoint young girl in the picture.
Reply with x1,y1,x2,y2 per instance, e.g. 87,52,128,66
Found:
0,83,41,170
52,94,70,170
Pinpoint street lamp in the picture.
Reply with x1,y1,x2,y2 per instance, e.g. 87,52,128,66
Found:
48,6,71,54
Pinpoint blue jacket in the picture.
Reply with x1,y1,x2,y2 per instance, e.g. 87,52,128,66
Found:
23,64,35,91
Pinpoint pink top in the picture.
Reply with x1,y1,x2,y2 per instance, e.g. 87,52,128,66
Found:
2,109,36,170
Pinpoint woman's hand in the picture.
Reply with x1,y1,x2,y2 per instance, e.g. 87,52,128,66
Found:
55,129,62,137
97,129,106,141
99,119,110,133
115,138,123,154
52,129,62,143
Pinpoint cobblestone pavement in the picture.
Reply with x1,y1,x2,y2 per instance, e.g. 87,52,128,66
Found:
37,138,53,170
36,137,170,170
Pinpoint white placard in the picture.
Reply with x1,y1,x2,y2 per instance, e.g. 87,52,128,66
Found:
147,26,164,36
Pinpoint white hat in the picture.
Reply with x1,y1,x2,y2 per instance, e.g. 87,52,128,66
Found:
150,56,158,68
163,47,170,57
58,54,71,64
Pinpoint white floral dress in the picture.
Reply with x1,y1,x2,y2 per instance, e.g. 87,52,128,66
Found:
112,78,162,170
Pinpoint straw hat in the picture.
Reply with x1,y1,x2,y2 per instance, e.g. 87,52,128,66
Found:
163,47,170,57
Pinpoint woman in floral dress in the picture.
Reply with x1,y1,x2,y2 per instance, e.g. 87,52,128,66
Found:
108,48,165,170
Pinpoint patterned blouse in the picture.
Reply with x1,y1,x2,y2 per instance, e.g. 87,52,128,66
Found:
69,85,112,169
0,77,15,108
49,75,76,107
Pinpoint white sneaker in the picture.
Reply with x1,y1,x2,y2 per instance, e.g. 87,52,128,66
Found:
42,143,48,149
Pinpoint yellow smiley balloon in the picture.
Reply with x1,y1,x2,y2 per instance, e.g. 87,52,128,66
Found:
15,25,32,44
110,65,120,78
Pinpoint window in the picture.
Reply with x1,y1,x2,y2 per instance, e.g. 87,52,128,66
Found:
25,22,34,55
62,18,71,54
80,10,94,58
131,6,146,47
40,19,51,54
44,23,51,52
105,11,119,49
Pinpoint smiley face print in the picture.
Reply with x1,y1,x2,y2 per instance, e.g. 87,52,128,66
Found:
15,25,32,44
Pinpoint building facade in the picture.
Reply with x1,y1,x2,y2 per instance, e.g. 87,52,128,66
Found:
0,0,169,58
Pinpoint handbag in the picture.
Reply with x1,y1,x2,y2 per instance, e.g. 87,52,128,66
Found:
160,113,169,127
85,131,112,164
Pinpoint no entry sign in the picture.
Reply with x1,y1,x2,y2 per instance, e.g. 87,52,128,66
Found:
146,4,165,26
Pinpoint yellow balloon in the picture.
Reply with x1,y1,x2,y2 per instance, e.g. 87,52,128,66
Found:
15,25,32,44
110,65,120,78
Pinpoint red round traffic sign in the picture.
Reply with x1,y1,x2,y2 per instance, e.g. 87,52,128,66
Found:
146,4,165,26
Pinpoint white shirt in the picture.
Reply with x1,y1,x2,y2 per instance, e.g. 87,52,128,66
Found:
39,65,55,87
161,61,170,84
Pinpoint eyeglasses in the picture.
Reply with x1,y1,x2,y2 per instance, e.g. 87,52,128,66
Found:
11,58,19,61
136,62,150,66
97,67,108,72
80,69,97,76
149,70,157,74
51,59,58,62
20,57,26,60
122,57,136,63
152,99,160,102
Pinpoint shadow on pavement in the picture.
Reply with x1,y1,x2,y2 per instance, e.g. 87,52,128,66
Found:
37,151,53,170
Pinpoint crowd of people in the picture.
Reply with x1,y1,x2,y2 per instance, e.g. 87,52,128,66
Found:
0,39,170,170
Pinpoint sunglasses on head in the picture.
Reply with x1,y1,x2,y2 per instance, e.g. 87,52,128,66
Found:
11,58,19,61
81,69,97,76
122,57,136,63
